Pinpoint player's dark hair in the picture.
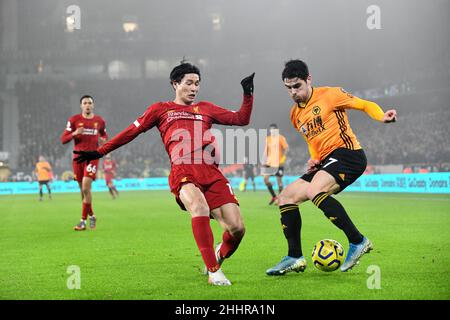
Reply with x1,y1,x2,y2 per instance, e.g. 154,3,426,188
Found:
170,62,201,85
269,123,278,129
282,60,309,81
80,95,94,104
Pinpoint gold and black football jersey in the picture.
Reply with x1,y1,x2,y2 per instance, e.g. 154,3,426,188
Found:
290,87,385,161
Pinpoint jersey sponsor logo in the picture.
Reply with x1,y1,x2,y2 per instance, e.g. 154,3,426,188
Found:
81,128,98,135
166,110,201,123
300,115,326,139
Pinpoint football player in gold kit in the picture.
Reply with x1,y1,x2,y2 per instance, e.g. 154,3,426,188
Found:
266,60,397,275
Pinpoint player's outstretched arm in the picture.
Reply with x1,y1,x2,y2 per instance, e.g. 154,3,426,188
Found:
345,94,398,124
210,73,255,126
74,103,159,163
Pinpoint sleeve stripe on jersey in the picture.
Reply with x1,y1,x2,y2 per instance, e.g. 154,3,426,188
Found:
334,110,354,150
133,120,141,128
335,110,353,149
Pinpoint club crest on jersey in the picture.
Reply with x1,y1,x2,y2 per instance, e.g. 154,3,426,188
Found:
192,106,200,113
94,122,98,128
312,106,321,115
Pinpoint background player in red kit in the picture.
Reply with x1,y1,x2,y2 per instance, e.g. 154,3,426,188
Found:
61,95,108,231
74,63,255,286
102,154,119,199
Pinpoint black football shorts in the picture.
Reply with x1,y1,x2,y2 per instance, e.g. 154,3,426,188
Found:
300,148,367,193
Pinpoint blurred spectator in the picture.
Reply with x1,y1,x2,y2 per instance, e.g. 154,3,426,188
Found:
16,80,71,171
403,167,413,174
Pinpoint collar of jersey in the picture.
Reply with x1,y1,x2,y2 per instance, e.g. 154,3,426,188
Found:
169,101,198,107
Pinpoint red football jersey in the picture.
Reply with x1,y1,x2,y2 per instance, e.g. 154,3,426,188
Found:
61,114,108,156
98,95,253,165
102,159,116,174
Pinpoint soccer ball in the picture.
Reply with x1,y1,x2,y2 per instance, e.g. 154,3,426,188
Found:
311,239,345,272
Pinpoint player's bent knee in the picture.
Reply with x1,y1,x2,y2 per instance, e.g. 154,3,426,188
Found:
229,224,245,239
277,190,295,206
306,184,326,200
306,185,336,200
188,202,210,217
233,226,246,239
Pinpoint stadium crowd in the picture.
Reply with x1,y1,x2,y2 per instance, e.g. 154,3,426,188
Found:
15,80,71,170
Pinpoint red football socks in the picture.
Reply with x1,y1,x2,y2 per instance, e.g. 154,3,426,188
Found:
191,216,219,272
220,231,243,259
82,202,93,220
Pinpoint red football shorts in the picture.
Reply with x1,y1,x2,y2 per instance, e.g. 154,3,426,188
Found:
72,160,99,184
169,163,239,211
104,173,114,185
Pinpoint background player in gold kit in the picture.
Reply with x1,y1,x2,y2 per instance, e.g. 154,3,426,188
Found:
262,124,289,205
266,60,397,275
34,156,53,201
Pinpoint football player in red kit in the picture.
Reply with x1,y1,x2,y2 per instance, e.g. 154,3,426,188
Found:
61,95,108,231
74,63,255,286
102,154,119,199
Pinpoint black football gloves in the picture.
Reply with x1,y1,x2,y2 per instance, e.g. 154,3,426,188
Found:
73,150,103,163
241,72,255,96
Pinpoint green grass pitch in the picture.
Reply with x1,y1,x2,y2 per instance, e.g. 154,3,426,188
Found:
0,190,449,300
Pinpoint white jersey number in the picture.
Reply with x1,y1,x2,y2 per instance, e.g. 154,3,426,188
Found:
322,157,338,168
86,164,97,173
